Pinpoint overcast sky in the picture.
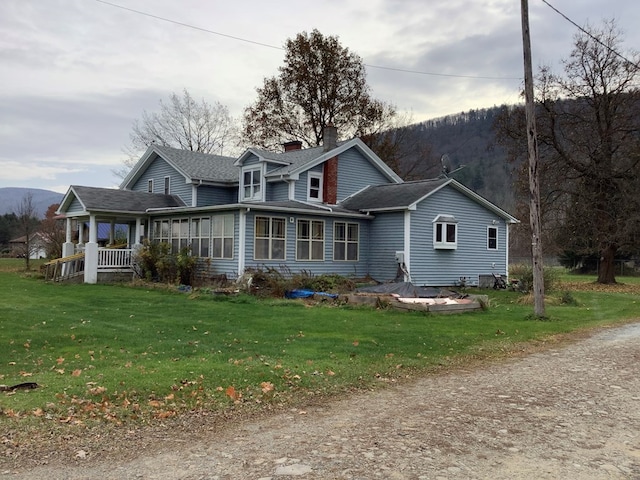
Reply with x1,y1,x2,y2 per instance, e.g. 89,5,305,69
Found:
1,0,638,194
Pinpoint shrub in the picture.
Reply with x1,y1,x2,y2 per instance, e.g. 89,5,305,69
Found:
133,241,197,285
509,264,560,292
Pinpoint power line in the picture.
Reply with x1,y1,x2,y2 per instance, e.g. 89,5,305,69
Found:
93,0,522,81
540,0,640,69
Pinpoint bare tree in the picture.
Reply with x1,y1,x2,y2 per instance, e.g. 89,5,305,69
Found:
116,89,239,178
496,20,640,284
15,193,40,270
39,204,65,259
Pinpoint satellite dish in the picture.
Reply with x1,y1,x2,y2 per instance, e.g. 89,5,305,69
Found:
440,154,451,177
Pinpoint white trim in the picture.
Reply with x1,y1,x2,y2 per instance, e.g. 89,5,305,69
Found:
288,180,295,200
147,179,154,193
403,210,411,282
505,222,510,282
253,215,287,261
295,218,325,261
164,176,171,195
191,185,198,207
487,225,498,250
240,165,264,201
433,215,457,250
307,171,324,203
238,209,246,273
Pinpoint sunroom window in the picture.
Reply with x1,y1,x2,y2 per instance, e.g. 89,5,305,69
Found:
433,215,457,249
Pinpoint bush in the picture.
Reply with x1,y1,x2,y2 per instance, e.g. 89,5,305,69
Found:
509,264,560,292
134,241,197,285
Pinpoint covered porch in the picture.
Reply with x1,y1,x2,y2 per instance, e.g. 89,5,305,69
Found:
54,186,185,284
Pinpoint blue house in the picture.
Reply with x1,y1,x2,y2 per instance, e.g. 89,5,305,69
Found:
56,126,518,286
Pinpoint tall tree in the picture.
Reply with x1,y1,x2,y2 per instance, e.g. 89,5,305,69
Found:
497,20,640,283
117,89,238,177
242,29,396,152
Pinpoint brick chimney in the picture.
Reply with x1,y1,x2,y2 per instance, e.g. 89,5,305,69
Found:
323,124,338,204
283,140,303,152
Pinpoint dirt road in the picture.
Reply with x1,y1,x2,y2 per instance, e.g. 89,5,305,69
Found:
3,322,640,479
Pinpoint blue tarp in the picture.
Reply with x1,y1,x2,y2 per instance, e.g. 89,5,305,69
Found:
285,289,338,299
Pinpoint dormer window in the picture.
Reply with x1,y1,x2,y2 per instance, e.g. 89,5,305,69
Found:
242,167,262,201
307,172,323,202
433,215,457,249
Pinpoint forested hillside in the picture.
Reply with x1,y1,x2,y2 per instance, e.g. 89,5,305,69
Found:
399,106,518,212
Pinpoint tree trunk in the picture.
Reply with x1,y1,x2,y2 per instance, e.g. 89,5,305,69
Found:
597,244,617,284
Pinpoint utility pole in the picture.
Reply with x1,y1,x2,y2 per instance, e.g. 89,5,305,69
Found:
520,0,546,317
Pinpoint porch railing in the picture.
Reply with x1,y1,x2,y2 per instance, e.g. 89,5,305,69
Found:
98,248,134,271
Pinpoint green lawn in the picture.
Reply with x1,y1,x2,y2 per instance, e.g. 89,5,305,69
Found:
1,260,639,427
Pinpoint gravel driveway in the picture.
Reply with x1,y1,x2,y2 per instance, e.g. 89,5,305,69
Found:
3,322,640,479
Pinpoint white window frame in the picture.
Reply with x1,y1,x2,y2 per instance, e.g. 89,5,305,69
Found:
433,215,457,250
296,219,325,261
152,219,170,243
147,179,154,193
164,176,171,195
212,214,234,259
171,218,189,252
254,216,286,260
241,166,263,201
487,226,498,250
307,172,323,203
190,217,211,257
333,221,359,261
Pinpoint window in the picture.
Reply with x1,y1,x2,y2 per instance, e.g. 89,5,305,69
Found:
191,217,210,257
171,218,189,252
487,226,498,250
147,179,153,193
297,219,324,260
153,220,170,243
164,176,170,195
254,216,285,260
433,215,457,249
212,214,234,259
307,172,323,202
334,222,359,261
242,167,262,201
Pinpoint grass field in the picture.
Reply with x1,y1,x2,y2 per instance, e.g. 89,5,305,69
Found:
1,259,639,428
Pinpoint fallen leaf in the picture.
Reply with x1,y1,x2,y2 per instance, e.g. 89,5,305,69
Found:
327,370,336,376
71,369,82,377
75,450,88,459
225,386,241,401
260,381,274,393
56,357,65,365
352,340,359,346
148,400,163,408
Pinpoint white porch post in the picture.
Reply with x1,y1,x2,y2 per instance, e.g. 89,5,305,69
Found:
77,221,85,247
84,214,98,284
62,217,75,258
135,218,143,246
109,219,116,246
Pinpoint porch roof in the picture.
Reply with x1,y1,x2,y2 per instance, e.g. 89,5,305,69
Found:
58,186,185,217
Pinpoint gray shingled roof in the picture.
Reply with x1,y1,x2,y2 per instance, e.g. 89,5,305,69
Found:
261,142,347,177
341,178,450,211
153,145,238,183
71,186,185,213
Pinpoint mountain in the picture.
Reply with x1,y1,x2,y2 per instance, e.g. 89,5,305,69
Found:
397,106,517,212
0,188,64,218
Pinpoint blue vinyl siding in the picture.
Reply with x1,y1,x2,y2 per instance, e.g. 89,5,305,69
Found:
130,156,192,205
267,181,289,202
294,165,323,201
196,185,237,206
243,153,261,166
367,212,405,282
242,211,370,277
409,187,509,286
336,149,393,201
67,197,84,214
